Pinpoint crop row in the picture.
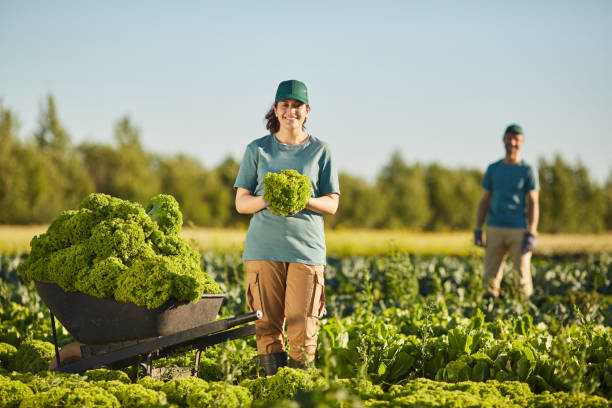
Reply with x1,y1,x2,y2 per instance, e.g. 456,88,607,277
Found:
1,252,611,406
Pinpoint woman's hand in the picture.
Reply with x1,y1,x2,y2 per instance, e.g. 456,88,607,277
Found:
305,194,339,215
235,188,269,214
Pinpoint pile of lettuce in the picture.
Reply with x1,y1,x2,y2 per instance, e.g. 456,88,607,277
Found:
17,193,222,309
263,169,311,216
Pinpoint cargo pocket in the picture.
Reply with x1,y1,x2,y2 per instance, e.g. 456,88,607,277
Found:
309,269,326,318
246,271,262,313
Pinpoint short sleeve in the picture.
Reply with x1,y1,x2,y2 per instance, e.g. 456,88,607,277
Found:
234,143,258,192
318,145,340,196
526,165,539,191
482,165,493,191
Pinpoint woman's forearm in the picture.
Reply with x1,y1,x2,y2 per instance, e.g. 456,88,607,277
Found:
306,194,339,215
235,188,268,214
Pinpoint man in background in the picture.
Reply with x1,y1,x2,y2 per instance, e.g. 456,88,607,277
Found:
474,124,539,299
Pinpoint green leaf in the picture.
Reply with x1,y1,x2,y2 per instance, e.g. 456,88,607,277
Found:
517,356,533,381
471,360,489,382
386,351,415,382
443,360,470,383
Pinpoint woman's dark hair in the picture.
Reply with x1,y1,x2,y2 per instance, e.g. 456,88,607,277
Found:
265,103,308,133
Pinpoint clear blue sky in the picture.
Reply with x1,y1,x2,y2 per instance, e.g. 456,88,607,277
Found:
2,1,611,183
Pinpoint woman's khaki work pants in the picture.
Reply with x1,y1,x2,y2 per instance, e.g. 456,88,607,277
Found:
245,260,326,363
483,226,534,297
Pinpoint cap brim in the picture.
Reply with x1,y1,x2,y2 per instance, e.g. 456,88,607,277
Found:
275,94,309,105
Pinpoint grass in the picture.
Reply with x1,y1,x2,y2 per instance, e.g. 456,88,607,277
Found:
0,225,48,255
1,225,611,257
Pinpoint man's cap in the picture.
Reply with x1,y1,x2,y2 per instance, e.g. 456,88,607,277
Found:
275,80,309,105
505,124,524,135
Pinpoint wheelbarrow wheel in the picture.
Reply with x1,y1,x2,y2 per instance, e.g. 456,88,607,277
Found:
48,341,84,370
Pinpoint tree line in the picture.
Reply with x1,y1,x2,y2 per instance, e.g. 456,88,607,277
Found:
1,96,611,232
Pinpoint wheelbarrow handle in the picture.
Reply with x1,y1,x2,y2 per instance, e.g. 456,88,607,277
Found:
224,310,262,329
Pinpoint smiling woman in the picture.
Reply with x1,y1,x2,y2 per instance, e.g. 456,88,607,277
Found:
264,96,309,135
233,79,340,375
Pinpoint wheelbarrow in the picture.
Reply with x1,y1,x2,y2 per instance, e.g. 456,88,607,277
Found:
35,280,260,376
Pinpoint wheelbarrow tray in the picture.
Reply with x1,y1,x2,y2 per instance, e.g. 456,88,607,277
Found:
35,280,225,344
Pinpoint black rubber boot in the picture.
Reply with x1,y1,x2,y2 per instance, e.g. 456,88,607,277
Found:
258,351,287,376
288,357,307,370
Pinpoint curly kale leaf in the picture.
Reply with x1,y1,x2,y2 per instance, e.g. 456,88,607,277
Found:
8,339,55,374
263,169,312,216
83,368,130,384
96,380,166,408
0,378,34,408
146,194,183,235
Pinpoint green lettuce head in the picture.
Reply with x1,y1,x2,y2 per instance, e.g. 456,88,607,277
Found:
17,193,222,309
263,169,312,216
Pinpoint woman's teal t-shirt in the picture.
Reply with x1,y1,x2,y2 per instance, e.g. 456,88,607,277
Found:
234,134,340,265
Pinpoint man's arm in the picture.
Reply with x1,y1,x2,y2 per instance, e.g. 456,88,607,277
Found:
526,189,539,234
476,189,491,230
306,194,339,215
235,187,268,214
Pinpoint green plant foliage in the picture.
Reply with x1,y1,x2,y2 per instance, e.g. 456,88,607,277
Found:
8,370,84,392
0,299,73,348
158,376,250,408
241,367,326,401
9,339,55,373
378,378,610,407
137,375,165,391
98,380,167,407
161,376,208,405
197,340,259,383
84,368,131,384
263,169,311,216
17,193,222,309
186,382,251,408
146,194,183,235
0,342,17,368
273,384,364,408
0,378,34,408
2,252,612,407
18,384,121,408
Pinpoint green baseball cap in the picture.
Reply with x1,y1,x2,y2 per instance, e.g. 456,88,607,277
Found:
275,80,309,105
505,124,524,135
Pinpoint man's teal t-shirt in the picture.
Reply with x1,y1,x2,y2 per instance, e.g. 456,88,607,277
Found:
482,159,539,229
234,134,340,265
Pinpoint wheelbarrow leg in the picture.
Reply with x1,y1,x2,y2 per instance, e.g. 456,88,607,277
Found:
138,352,155,377
146,352,154,376
192,348,204,377
50,311,61,368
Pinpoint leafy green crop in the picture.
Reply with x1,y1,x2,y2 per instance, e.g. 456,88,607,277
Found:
0,342,17,368
241,367,326,401
98,380,167,407
263,169,311,216
9,339,55,373
84,368,131,384
0,378,34,408
3,252,612,407
161,376,208,406
17,193,222,309
18,385,121,408
160,376,251,408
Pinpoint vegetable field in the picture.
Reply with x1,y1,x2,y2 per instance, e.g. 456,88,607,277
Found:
1,251,612,407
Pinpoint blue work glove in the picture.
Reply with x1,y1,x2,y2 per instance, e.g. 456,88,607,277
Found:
522,232,537,253
473,229,484,247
